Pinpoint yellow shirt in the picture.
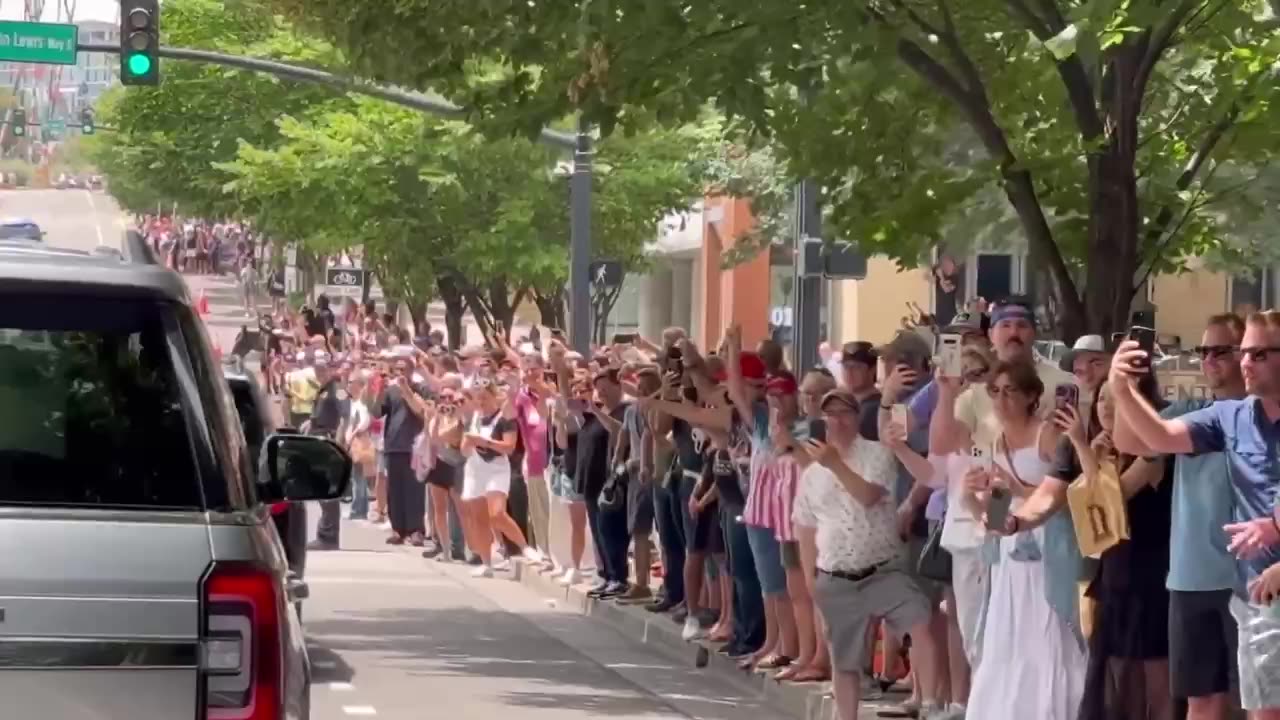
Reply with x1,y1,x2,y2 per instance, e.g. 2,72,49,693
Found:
287,369,319,415
954,358,1075,449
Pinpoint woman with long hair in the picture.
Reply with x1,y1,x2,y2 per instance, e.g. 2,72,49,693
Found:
963,360,1085,720
550,372,592,586
459,379,543,577
1050,376,1173,720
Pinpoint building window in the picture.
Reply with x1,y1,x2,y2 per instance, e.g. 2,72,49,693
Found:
964,252,1023,305
1230,269,1276,317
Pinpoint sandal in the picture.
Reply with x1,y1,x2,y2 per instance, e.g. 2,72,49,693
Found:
755,654,793,670
788,666,831,683
386,534,405,545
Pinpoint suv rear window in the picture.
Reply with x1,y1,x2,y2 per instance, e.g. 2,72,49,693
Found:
0,224,40,240
0,294,203,509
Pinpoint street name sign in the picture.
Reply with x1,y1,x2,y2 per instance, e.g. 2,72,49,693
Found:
0,22,78,66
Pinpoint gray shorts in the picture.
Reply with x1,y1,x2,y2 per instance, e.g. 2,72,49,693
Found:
1229,595,1280,710
813,567,932,674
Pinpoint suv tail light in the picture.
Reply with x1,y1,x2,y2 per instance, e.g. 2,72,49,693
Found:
201,562,283,720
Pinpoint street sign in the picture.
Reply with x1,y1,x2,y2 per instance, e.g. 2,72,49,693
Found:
324,267,365,299
45,119,65,132
0,21,78,66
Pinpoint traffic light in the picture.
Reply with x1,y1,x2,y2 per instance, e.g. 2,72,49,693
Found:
80,109,94,135
120,0,160,86
11,108,25,137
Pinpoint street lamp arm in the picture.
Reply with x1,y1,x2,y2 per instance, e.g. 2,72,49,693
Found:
76,41,577,149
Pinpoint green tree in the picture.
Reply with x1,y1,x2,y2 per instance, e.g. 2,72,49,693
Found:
274,0,1280,337
89,0,350,217
223,101,706,344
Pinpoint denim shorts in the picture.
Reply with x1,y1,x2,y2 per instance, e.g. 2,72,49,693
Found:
746,523,787,595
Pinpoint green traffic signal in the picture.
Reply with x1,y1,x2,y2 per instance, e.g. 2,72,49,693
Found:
127,53,152,76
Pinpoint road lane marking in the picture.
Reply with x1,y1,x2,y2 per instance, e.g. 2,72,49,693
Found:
327,682,355,691
311,660,337,669
86,191,105,246
341,706,377,716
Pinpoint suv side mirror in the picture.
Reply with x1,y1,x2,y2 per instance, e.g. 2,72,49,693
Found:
263,434,351,502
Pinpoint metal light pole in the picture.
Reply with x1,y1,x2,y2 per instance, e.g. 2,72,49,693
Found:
568,122,593,354
792,176,823,373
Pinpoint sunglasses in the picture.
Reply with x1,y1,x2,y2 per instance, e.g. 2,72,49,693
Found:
1193,345,1239,360
1241,346,1280,362
964,367,988,382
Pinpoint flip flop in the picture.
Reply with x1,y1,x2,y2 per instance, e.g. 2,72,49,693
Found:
789,666,831,683
755,654,793,670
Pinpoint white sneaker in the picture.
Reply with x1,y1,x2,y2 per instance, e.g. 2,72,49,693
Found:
681,616,707,641
492,557,511,572
471,565,494,578
558,568,579,586
522,547,545,564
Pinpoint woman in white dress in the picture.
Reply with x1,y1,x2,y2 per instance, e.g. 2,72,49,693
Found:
963,360,1087,720
460,378,543,577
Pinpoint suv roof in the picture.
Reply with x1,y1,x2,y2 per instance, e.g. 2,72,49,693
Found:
0,236,189,303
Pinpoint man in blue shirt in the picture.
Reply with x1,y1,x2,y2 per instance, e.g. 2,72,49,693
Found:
1113,313,1245,720
1111,310,1280,718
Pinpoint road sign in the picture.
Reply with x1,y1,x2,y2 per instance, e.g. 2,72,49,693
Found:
45,119,65,132
0,21,78,66
324,267,365,299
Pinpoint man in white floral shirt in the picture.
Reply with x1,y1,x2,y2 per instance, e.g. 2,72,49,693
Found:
794,389,943,720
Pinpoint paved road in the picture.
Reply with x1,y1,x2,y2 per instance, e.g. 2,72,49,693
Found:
0,188,126,251
302,515,787,720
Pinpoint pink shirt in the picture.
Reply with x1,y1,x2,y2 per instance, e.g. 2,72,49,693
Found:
515,390,549,476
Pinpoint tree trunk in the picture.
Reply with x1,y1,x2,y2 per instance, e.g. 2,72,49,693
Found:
436,274,466,349
590,281,624,347
534,287,566,331
405,298,429,334
1083,51,1144,338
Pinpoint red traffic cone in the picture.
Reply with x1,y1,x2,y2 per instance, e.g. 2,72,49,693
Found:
196,289,210,316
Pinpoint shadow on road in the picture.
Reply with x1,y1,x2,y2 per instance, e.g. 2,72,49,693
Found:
303,604,756,719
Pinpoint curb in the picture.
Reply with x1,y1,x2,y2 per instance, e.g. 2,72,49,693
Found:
507,559,839,720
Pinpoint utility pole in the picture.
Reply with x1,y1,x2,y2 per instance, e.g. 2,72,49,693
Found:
568,121,593,354
792,177,823,373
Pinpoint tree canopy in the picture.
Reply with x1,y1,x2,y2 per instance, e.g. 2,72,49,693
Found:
91,0,711,342
275,0,1280,336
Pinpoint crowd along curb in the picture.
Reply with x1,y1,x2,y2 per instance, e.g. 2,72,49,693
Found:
506,558,838,720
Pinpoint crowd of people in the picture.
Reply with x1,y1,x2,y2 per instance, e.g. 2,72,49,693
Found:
262,288,1280,720
139,215,266,311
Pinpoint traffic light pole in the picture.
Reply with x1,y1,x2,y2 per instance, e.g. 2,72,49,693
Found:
76,42,577,149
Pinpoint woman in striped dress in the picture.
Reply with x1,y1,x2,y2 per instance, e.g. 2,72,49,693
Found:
739,370,806,671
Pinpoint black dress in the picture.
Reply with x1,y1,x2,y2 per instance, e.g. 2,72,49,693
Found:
1052,437,1173,720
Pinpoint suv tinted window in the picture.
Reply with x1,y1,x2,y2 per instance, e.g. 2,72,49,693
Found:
0,294,203,509
0,224,40,240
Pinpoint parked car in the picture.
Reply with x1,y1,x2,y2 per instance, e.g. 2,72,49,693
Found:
0,230,350,719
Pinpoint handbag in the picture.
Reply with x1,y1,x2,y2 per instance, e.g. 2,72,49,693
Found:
349,433,376,476
1067,455,1130,558
916,520,952,583
599,464,629,512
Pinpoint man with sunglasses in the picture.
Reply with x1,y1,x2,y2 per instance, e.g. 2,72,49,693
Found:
1111,313,1244,720
1110,311,1280,719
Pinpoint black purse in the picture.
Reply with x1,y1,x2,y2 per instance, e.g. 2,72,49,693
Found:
599,465,629,512
916,520,953,583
